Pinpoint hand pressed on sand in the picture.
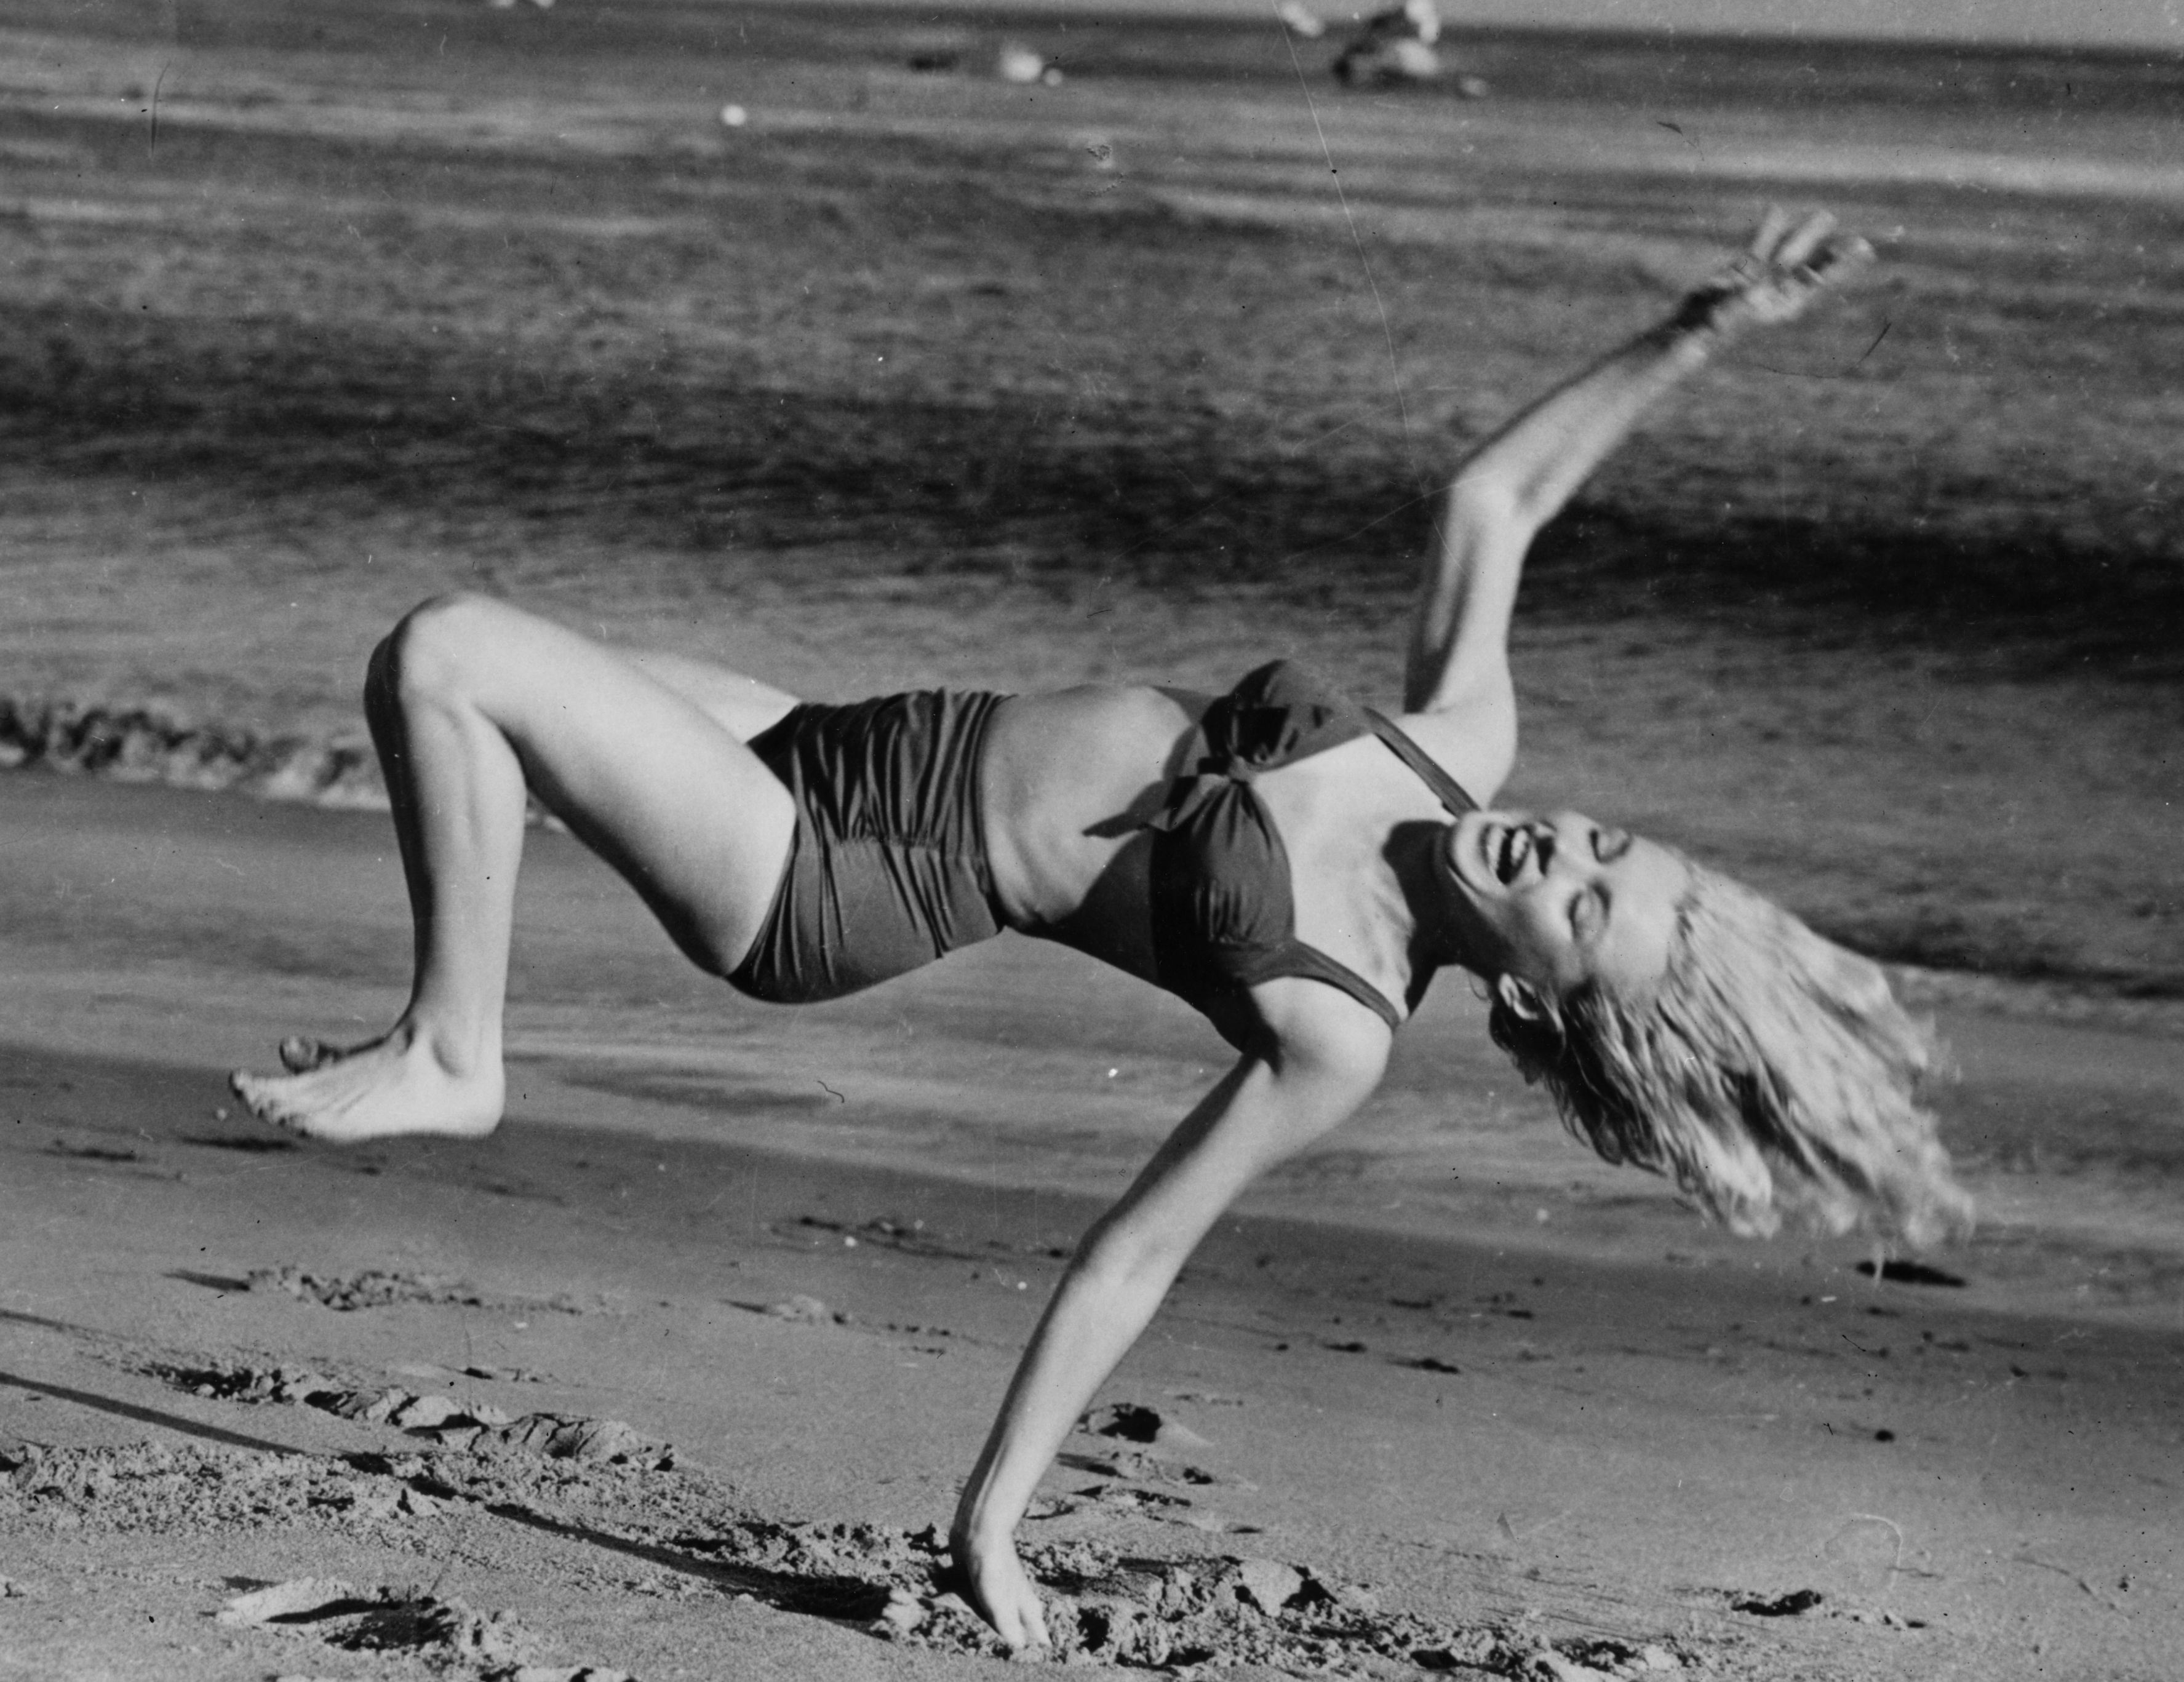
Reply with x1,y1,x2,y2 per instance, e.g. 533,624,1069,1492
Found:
953,1532,1052,1656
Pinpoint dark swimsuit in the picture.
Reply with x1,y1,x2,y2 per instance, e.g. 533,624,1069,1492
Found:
728,688,1011,1005
1141,660,1477,1033
727,663,1477,1029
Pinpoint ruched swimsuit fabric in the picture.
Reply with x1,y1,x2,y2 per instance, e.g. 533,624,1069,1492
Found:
728,689,1010,1005
1144,660,1477,1032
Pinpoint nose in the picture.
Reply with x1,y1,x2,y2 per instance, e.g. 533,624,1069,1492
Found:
1540,812,1597,881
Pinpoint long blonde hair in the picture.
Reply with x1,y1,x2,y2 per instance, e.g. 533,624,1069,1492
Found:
1489,856,1974,1245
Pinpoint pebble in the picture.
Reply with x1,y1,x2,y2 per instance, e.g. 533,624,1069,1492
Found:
1230,1558,1303,1612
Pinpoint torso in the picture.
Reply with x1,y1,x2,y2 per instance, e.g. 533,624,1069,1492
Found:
977,672,1508,1037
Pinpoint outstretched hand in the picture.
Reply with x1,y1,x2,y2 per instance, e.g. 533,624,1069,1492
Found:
953,1531,1053,1657
1676,207,1874,336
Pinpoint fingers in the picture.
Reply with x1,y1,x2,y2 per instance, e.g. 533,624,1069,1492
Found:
1747,204,1792,260
959,1544,1053,1657
994,1595,1050,1657
1736,207,1873,303
1772,208,1837,271
1805,231,1875,288
1015,1596,1053,1657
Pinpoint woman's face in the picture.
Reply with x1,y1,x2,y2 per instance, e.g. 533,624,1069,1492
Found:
1439,810,1690,996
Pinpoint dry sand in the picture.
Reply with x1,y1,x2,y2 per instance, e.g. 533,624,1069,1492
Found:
4,772,2180,1680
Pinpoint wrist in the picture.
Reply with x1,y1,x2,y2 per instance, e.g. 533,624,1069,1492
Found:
1648,309,1726,363
951,1521,1013,1563
950,1489,1014,1554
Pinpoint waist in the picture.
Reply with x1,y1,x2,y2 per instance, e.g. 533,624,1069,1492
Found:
978,685,1204,933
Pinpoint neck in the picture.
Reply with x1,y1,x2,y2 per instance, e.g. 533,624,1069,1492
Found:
1389,821,1489,980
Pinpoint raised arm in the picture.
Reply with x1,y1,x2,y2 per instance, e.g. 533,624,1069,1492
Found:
949,984,1390,1651
1403,209,1873,721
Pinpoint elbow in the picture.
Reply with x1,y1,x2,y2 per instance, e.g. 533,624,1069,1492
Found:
1443,468,1529,541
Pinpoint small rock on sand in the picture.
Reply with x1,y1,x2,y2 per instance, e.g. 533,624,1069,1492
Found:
1525,1652,1616,1682
765,1293,838,1324
329,1386,409,1424
1229,1557,1304,1612
218,1577,357,1627
491,1413,667,1465
391,1393,469,1430
1082,1401,1210,1450
871,1584,928,1636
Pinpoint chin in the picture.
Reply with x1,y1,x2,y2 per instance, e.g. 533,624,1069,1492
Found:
1433,831,1514,976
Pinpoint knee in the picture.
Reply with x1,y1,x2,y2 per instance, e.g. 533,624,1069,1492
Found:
367,592,515,712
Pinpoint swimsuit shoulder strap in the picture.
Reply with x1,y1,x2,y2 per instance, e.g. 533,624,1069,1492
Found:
1362,707,1479,819
1217,937,1406,1032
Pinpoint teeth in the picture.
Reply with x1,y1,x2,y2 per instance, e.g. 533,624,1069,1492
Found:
1497,824,1525,884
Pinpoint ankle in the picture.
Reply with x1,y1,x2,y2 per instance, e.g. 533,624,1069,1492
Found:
394,1017,501,1083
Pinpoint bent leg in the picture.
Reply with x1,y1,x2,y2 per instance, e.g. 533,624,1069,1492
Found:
232,594,800,1142
618,647,801,743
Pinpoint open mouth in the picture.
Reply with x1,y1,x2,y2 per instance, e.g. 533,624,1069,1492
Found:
1482,819,1542,887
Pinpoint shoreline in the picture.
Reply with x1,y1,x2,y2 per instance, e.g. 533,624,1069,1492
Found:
6,739,2179,1035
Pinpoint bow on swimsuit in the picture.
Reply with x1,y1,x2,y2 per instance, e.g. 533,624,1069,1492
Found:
1142,659,1479,1034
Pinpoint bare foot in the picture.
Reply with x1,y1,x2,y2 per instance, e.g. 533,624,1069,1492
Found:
231,1025,504,1142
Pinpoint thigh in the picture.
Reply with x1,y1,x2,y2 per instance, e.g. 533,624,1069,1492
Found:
447,603,801,975
620,647,802,743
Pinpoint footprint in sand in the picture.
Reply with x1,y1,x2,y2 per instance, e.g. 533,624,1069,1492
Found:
245,1264,588,1316
149,1359,673,1467
751,1293,847,1325
219,1579,634,1678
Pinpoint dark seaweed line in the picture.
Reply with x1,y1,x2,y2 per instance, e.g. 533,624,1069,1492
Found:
0,696,383,806
8,309,2182,679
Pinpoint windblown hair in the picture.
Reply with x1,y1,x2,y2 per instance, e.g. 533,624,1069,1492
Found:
1489,856,1974,1246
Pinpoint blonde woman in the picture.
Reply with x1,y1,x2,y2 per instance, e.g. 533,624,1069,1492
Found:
234,210,1969,1651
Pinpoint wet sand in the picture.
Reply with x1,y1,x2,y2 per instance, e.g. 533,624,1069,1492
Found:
4,774,2180,1680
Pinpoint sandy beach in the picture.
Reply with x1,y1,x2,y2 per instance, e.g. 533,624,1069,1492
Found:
6,768,2182,1680
5,2,2183,1677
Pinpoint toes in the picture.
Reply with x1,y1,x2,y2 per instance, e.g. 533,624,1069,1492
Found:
279,1035,336,1072
229,1070,296,1131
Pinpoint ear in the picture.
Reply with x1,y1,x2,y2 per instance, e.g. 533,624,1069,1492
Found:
1494,971,1551,1024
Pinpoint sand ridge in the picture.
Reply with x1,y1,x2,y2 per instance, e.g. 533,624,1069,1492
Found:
4,1416,1722,1678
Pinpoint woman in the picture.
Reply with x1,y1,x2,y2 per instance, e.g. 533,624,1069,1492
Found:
233,210,1970,1652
